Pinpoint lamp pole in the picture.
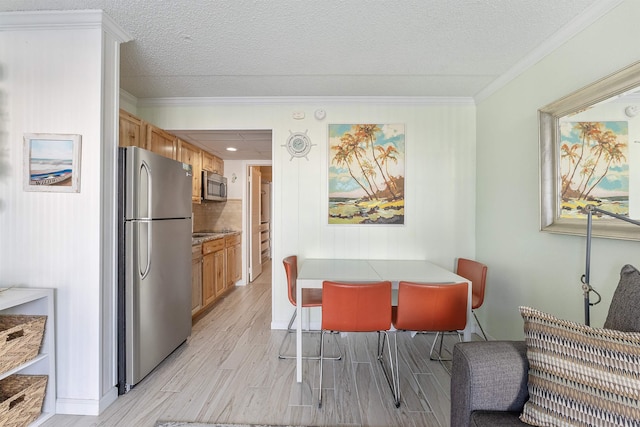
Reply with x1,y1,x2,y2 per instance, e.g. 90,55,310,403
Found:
582,205,640,325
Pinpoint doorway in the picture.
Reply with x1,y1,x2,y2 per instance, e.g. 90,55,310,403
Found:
247,164,272,283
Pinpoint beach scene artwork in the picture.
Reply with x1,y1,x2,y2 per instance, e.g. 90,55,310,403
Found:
559,121,628,219
328,124,405,225
24,134,81,192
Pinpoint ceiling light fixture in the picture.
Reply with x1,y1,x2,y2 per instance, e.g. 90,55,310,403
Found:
226,147,237,152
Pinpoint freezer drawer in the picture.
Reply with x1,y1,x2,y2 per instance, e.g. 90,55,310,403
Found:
124,218,192,387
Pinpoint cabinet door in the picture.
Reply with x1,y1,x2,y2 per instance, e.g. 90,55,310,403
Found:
202,253,216,306
225,245,235,288
202,151,215,172
233,243,241,282
191,245,203,315
119,109,145,148
214,249,225,296
147,124,177,159
213,157,224,175
178,139,202,203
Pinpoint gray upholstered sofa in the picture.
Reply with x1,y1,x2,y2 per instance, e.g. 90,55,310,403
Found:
450,340,529,426
450,264,640,427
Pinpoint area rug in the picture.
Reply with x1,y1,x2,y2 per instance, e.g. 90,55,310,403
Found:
155,422,305,427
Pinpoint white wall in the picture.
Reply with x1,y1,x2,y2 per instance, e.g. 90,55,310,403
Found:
138,100,477,327
0,11,128,415
476,0,640,338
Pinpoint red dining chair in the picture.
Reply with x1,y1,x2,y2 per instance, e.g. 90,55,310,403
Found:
278,256,341,360
392,281,468,372
456,258,488,340
319,280,399,408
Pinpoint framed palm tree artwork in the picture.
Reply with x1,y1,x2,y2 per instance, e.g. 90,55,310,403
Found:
559,121,628,220
328,124,405,225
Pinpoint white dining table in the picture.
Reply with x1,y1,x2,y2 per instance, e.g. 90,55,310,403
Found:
294,258,473,382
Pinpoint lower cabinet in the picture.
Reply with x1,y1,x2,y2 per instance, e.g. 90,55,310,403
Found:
225,233,242,288
194,234,240,319
202,238,224,308
191,244,202,315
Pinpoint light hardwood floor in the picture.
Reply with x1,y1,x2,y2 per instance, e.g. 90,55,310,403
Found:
43,260,462,427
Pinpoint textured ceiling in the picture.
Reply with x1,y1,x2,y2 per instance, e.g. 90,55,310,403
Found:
0,0,620,160
0,0,615,99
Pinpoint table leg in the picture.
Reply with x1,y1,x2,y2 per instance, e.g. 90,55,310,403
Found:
296,282,302,382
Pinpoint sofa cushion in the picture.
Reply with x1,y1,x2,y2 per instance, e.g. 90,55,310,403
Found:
604,264,640,332
519,306,640,426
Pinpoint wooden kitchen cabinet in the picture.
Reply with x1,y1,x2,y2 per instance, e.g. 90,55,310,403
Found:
118,109,146,148
213,249,226,297
213,156,224,176
178,139,202,203
191,244,203,315
202,151,224,175
225,233,241,288
202,238,225,307
146,124,177,160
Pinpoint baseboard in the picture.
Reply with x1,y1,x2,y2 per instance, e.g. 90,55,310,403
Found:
56,386,118,415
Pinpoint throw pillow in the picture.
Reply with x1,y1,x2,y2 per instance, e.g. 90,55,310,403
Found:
519,306,640,427
604,264,640,332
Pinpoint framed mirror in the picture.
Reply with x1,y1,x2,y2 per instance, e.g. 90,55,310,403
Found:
539,61,640,240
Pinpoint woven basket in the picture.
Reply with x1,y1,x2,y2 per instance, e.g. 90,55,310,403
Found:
0,316,46,374
0,375,47,427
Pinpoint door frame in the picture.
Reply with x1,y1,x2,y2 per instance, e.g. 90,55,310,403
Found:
241,160,273,284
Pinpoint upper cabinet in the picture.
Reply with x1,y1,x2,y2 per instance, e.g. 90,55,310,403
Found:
118,109,146,148
118,110,224,203
147,124,177,160
178,139,202,203
202,151,224,176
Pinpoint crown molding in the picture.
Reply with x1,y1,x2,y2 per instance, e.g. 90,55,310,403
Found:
136,95,475,108
0,9,132,43
474,0,624,103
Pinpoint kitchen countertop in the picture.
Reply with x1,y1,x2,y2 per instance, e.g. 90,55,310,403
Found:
192,230,241,245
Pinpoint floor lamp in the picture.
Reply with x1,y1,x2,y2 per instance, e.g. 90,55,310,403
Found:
582,205,640,326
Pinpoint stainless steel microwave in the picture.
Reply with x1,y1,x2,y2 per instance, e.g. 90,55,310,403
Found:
202,171,227,202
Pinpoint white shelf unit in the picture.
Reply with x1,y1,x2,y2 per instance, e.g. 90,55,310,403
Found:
0,288,55,426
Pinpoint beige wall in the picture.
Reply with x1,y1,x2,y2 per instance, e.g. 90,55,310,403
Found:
476,0,640,338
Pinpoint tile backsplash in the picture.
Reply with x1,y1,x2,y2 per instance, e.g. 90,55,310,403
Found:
193,199,242,232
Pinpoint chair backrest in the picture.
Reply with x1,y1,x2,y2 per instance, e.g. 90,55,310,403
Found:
456,258,487,310
393,281,468,331
322,281,392,332
283,255,298,306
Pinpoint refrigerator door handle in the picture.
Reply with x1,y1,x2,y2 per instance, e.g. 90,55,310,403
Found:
139,221,152,280
139,160,153,219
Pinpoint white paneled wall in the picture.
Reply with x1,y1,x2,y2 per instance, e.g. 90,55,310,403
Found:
0,11,129,415
139,100,477,328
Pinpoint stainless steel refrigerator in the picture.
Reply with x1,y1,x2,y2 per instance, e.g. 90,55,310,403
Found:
117,146,193,394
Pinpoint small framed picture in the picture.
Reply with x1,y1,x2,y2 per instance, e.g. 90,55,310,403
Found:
23,133,82,193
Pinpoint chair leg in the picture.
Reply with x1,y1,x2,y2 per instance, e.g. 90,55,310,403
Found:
473,310,488,340
279,309,341,360
377,331,400,407
318,330,325,408
429,331,462,374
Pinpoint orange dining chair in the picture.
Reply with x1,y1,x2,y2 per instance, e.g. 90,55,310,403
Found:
456,258,488,340
392,281,468,372
319,280,400,408
278,256,341,360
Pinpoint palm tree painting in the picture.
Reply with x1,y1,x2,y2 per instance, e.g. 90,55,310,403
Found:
328,124,405,224
559,121,628,219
